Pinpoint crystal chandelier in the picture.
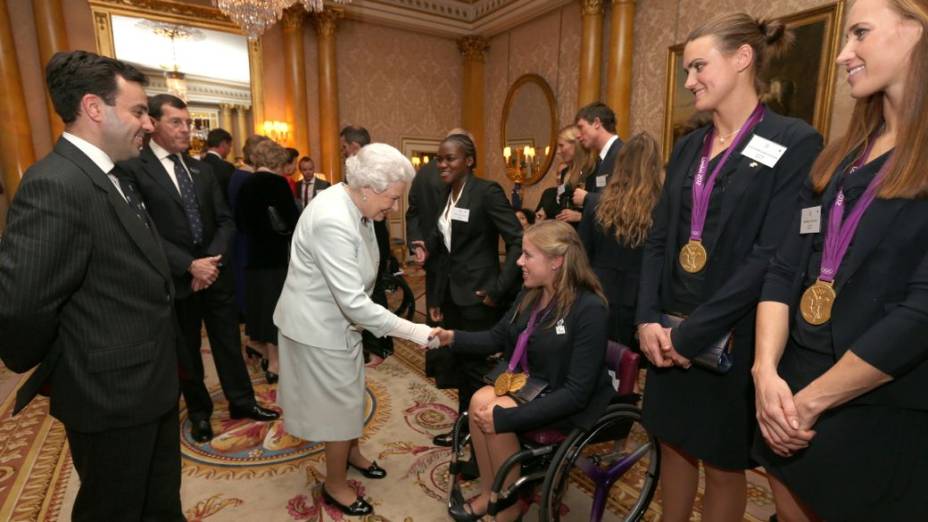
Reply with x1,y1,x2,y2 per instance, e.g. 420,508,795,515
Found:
214,0,350,40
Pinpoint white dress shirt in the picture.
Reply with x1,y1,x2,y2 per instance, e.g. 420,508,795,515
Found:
61,132,126,201
149,139,191,193
438,181,465,252
599,134,619,160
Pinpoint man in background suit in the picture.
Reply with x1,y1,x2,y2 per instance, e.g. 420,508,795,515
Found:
0,51,183,521
296,155,330,211
121,94,278,444
203,128,236,205
572,102,623,207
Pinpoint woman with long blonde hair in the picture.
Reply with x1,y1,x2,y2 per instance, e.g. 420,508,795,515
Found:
535,125,596,222
578,132,663,347
753,1,928,520
428,221,613,522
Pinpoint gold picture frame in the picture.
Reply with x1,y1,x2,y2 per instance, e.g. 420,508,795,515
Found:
500,74,558,186
88,0,265,133
661,2,845,160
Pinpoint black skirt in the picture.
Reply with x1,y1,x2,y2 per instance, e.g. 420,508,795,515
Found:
754,403,928,521
641,330,756,470
244,267,287,344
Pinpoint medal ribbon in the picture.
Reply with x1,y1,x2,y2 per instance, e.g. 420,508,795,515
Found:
689,103,766,241
817,137,891,283
507,302,551,375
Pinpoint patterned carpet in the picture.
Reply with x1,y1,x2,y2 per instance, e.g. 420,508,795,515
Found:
0,265,775,521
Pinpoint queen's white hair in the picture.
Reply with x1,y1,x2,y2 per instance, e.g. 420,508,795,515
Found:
344,143,415,192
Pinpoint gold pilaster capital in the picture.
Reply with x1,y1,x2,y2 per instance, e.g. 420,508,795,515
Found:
457,35,489,63
219,103,234,111
313,7,343,37
610,0,635,4
580,0,604,16
281,5,306,32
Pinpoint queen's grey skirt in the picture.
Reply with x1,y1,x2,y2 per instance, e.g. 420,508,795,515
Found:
278,333,365,441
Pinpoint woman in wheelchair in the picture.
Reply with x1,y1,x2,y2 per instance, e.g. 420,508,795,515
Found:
429,220,614,521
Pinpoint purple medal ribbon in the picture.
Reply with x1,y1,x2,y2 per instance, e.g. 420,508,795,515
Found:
689,104,766,241
507,302,550,375
818,138,890,283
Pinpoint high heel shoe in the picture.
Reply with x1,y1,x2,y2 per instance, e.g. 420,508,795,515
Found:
321,486,373,516
347,460,387,479
261,358,279,384
448,498,486,522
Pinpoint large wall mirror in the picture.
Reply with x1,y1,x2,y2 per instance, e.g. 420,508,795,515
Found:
500,74,557,186
89,0,264,159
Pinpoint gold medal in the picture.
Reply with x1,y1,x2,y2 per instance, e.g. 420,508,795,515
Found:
494,372,512,396
508,373,528,393
679,240,708,273
800,279,836,325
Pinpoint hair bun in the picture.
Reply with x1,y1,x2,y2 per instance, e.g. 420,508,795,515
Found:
757,18,793,57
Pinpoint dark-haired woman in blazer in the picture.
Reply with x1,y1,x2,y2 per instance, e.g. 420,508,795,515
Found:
423,133,523,448
635,13,822,522
579,132,663,348
753,2,928,520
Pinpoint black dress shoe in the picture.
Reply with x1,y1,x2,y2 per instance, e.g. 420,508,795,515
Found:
229,404,280,421
321,487,373,516
260,359,279,384
348,460,387,479
433,431,453,447
190,419,213,443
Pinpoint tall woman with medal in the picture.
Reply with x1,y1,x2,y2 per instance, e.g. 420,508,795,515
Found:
635,13,823,522
753,1,928,520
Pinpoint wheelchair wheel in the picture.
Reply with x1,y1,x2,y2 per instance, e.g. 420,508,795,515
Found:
539,404,659,521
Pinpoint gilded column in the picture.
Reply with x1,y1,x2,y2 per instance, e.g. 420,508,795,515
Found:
314,8,342,183
219,103,234,133
248,38,265,134
0,0,36,202
282,6,309,154
234,105,249,159
577,0,604,107
458,36,488,175
34,0,69,142
605,0,635,137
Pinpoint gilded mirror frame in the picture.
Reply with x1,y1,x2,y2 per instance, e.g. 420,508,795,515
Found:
88,0,264,133
500,74,557,186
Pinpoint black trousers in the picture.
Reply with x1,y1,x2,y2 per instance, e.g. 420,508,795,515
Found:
441,297,502,414
66,407,184,522
175,269,255,421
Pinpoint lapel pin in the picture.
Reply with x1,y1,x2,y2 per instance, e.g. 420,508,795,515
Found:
749,161,759,168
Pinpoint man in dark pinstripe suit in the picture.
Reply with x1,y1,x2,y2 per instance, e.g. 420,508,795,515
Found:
0,52,184,521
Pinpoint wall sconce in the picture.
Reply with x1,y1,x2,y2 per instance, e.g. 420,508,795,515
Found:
411,156,421,169
503,145,550,185
262,120,291,144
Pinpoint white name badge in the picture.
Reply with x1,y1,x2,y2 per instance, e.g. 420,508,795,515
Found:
450,207,470,222
557,183,566,197
555,319,566,335
742,135,787,168
800,206,822,234
595,175,607,188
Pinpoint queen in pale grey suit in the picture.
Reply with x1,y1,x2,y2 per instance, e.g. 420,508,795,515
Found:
274,143,430,515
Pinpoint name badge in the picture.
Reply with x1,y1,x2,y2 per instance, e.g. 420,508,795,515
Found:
557,184,566,197
555,319,566,335
595,175,607,188
800,206,821,234
450,207,470,222
742,135,787,168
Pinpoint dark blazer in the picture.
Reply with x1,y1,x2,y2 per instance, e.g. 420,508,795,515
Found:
585,136,622,194
763,173,928,411
406,161,444,249
235,171,300,268
427,173,524,306
120,144,236,299
578,192,645,343
454,290,614,433
0,139,178,431
297,176,331,210
202,152,236,205
636,110,823,358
